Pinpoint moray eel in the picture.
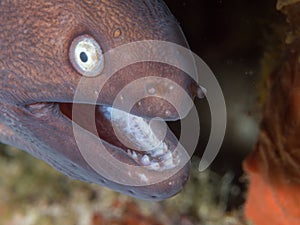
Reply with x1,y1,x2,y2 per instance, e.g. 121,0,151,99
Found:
0,0,200,200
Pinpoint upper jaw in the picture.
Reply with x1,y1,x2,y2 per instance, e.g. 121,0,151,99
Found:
19,61,198,122
96,63,198,121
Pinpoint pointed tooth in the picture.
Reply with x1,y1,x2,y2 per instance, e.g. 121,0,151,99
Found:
141,155,150,165
133,151,138,159
148,162,160,171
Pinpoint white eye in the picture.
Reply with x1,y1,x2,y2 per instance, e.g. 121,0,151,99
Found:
69,35,104,77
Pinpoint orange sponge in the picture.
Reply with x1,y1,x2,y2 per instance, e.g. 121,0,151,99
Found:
244,149,300,225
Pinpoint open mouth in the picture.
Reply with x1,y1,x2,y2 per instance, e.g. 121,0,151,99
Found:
22,81,199,199
58,103,183,172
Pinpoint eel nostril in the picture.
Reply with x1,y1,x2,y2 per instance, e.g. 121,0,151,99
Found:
190,81,207,99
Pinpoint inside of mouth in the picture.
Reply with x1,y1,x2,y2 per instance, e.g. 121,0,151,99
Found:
58,103,181,171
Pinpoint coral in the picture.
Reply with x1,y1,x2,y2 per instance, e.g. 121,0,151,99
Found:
0,146,247,225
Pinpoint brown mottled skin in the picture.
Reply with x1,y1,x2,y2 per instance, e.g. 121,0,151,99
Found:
0,0,197,200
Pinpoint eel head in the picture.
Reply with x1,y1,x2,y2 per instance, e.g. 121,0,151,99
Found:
0,0,203,200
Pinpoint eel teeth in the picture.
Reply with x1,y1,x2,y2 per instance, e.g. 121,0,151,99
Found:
103,106,181,171
127,147,180,171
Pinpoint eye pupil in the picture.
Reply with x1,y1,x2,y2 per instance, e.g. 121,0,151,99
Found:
80,52,88,63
